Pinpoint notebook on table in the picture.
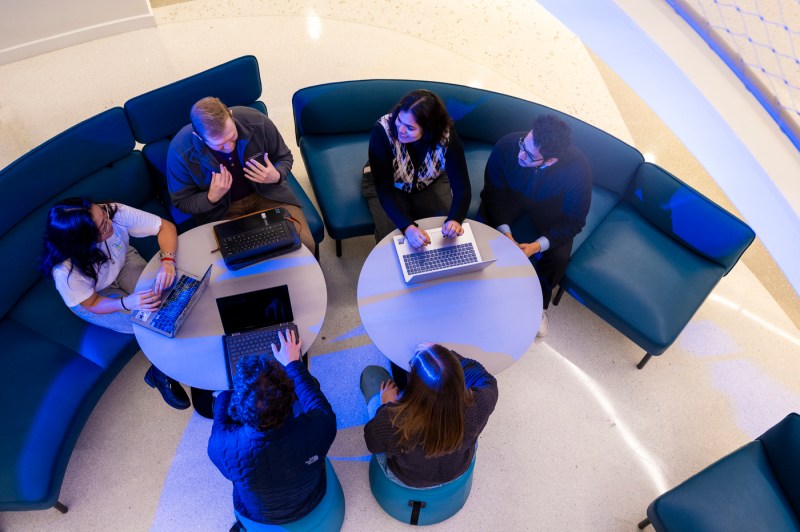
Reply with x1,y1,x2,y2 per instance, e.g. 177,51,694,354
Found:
131,265,212,337
216,284,300,386
392,222,496,284
213,207,301,271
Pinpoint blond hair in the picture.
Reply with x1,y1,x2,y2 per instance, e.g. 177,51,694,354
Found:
190,97,232,138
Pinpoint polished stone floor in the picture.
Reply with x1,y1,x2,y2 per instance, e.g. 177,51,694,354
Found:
0,1,798,531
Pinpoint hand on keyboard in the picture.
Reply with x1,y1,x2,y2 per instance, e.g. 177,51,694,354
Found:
404,225,431,248
441,219,464,238
270,328,303,366
126,289,161,311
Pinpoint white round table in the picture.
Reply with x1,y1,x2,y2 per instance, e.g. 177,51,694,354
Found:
133,222,327,392
357,217,541,374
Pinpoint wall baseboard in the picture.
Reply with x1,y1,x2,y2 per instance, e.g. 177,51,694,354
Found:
0,14,155,66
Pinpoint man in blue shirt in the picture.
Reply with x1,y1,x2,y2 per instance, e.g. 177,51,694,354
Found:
480,115,592,336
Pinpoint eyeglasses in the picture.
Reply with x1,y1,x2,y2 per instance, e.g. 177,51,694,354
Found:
518,137,544,164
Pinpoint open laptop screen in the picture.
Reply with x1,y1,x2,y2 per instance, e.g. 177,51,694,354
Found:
216,285,294,335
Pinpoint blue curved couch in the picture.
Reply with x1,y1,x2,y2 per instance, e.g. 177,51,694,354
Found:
291,79,755,366
0,56,324,514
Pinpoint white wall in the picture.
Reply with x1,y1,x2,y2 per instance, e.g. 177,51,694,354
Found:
0,0,154,65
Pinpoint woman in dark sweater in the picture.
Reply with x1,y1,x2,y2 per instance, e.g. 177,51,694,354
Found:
363,89,471,247
361,343,498,488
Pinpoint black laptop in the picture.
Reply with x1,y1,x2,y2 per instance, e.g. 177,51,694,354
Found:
213,208,301,271
216,284,299,386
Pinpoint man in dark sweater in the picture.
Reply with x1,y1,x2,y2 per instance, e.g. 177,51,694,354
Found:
480,115,592,337
167,97,315,253
207,330,336,526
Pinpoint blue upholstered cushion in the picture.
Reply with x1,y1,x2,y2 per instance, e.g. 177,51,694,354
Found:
562,205,725,355
572,185,620,253
0,320,104,508
461,140,494,219
8,280,138,369
648,442,800,532
760,413,800,516
300,134,374,240
626,163,755,273
124,55,264,144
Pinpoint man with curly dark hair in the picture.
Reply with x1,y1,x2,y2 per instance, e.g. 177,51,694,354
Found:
480,114,592,337
207,330,337,527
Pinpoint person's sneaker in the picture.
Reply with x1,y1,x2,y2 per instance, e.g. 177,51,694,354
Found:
144,365,191,410
537,310,550,338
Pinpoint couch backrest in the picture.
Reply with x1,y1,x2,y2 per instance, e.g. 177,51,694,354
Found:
624,163,755,273
759,412,800,516
124,55,265,144
0,108,153,318
292,79,643,196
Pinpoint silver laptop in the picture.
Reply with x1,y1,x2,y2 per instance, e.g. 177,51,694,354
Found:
392,222,495,284
131,265,212,337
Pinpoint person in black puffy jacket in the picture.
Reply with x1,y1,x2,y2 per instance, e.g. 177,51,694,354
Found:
208,329,336,525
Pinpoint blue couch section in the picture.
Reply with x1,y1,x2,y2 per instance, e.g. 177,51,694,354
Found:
0,108,167,512
640,412,800,531
124,55,325,250
291,79,755,365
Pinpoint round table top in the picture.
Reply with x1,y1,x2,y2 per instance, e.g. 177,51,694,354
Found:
357,217,542,374
133,222,327,390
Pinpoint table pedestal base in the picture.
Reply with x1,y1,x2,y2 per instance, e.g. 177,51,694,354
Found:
191,387,214,419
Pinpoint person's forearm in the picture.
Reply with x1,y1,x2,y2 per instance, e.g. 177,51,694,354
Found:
80,293,133,315
156,219,178,255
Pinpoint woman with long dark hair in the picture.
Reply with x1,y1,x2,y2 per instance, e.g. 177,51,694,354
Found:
39,196,190,409
361,343,498,488
363,89,471,247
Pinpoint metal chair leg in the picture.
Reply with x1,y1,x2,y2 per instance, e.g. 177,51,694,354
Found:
637,517,651,529
553,286,565,306
54,501,68,513
637,353,653,369
336,239,342,257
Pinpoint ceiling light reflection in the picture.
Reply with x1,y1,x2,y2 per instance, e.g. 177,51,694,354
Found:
554,351,669,494
306,13,322,40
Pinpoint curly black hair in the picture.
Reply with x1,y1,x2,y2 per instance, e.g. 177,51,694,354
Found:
531,114,571,160
227,355,295,431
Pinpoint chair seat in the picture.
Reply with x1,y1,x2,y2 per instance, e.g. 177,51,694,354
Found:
299,134,373,240
368,453,476,526
647,440,800,531
561,204,724,355
234,458,345,532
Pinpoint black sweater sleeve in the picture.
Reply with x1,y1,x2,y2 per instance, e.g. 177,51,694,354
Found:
443,130,471,224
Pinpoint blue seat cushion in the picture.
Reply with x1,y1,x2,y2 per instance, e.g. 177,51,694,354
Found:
562,204,724,355
0,320,104,509
368,454,475,526
461,140,493,220
300,134,373,240
8,280,139,370
648,442,800,532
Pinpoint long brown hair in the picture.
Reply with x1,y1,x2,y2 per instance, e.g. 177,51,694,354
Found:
388,344,474,457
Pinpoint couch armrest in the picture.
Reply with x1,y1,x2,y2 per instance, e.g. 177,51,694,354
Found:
625,163,755,274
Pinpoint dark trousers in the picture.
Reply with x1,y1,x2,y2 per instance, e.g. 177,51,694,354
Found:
532,241,572,309
362,173,453,242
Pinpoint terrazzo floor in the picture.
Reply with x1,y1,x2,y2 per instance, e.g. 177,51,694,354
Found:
0,1,798,531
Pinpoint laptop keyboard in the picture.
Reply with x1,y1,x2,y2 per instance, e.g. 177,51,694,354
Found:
141,274,201,336
226,324,298,380
403,243,478,275
221,224,291,255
